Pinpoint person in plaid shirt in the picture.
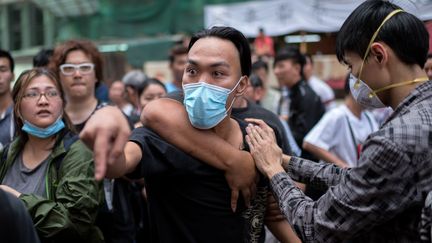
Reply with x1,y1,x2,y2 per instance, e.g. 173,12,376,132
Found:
245,0,432,242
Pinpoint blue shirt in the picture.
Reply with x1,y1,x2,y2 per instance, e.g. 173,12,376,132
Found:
165,82,181,93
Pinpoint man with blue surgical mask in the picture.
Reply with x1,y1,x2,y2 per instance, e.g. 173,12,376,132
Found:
242,1,432,242
87,26,295,242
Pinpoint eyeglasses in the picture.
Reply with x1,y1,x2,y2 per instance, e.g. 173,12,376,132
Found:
59,63,94,76
23,89,60,101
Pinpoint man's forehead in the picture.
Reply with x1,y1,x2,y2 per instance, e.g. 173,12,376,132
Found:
187,38,241,68
0,57,11,68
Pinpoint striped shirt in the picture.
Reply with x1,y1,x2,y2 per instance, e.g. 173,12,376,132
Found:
271,81,432,242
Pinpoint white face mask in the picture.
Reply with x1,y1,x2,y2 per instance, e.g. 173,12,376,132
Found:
349,73,386,108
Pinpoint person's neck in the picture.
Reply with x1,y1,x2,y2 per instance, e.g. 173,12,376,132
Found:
232,96,248,109
345,96,362,119
286,75,302,89
173,80,182,89
24,135,56,168
0,92,13,113
115,99,130,109
65,96,98,124
26,135,56,150
217,97,245,147
211,115,241,148
387,63,428,109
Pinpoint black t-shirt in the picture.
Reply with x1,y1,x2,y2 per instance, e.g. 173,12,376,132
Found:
286,80,325,147
129,118,267,243
232,98,292,155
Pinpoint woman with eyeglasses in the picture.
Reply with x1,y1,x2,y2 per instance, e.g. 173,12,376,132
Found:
0,68,104,243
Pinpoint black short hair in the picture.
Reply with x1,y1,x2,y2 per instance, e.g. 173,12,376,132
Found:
249,74,263,88
188,26,251,77
336,0,429,67
252,60,268,72
273,46,306,79
0,49,14,72
33,49,53,67
169,45,188,64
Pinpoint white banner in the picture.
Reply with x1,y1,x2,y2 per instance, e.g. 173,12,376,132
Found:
204,0,432,37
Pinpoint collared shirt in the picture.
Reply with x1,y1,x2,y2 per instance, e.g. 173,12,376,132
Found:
271,81,432,242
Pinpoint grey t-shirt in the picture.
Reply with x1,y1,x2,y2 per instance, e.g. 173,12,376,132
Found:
2,152,49,198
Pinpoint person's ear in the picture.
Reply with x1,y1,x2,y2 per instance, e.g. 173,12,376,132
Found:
370,42,388,65
235,76,248,97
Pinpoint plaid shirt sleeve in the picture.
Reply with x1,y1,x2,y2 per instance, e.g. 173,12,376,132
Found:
420,191,432,242
284,156,348,190
270,134,416,242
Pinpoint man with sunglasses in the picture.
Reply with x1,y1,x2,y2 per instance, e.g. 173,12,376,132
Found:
244,1,432,242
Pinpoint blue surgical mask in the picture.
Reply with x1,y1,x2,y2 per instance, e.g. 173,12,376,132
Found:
183,77,243,129
22,116,65,138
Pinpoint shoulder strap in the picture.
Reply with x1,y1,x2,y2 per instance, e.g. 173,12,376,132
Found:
53,132,79,172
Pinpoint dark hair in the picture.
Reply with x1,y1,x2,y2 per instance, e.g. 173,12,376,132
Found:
188,26,251,77
12,68,75,147
137,78,167,97
336,0,429,67
169,45,188,64
252,60,268,72
0,49,14,72
344,74,351,95
249,74,263,88
33,49,53,67
50,39,104,87
274,46,306,79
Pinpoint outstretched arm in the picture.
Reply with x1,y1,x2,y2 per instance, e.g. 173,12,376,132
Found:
79,106,133,180
142,98,257,211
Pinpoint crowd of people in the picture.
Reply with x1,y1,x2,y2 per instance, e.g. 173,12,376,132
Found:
1,0,432,242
